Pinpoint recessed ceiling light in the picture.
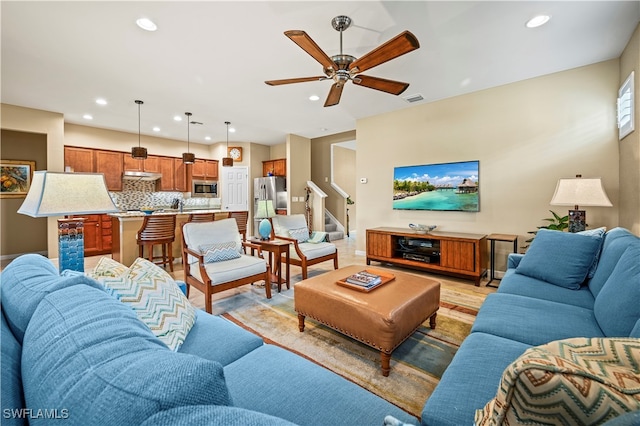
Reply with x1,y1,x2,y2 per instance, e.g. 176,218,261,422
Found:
152,126,160,132
526,15,550,28
136,18,157,32
174,115,182,121
229,128,236,133
205,136,211,141
83,114,93,120
95,98,107,105
309,95,320,101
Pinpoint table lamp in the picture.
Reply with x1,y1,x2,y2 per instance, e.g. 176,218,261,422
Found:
255,199,276,240
550,174,612,233
18,171,119,272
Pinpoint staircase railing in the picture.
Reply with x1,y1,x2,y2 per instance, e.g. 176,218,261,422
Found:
305,181,327,233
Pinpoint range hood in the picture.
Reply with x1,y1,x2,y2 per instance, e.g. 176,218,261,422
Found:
122,171,162,181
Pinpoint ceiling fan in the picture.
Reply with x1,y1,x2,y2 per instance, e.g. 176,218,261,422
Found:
265,15,420,107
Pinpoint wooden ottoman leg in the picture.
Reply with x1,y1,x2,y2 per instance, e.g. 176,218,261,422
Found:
297,313,306,332
381,352,391,377
429,312,437,329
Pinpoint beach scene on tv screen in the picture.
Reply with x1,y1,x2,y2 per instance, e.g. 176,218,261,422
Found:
393,161,479,212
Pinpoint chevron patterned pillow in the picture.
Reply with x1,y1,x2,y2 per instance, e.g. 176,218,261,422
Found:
88,256,130,278
475,337,640,426
289,227,309,243
98,258,196,351
199,242,241,263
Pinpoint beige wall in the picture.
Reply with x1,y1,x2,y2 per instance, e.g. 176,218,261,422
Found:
310,130,356,226
1,104,65,258
287,134,311,215
619,23,640,235
334,146,357,234
355,60,621,254
1,130,48,257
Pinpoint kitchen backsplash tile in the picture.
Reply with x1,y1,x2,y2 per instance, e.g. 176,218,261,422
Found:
110,179,212,210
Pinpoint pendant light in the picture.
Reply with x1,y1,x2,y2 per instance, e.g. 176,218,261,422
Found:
222,121,233,167
131,100,148,159
182,112,195,164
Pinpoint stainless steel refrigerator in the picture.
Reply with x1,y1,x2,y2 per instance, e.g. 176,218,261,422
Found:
253,176,287,235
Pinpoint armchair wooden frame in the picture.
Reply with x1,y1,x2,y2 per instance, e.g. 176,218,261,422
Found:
181,224,271,314
272,233,338,280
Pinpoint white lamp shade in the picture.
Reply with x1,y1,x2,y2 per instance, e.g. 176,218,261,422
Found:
18,171,119,217
255,199,276,219
550,177,613,207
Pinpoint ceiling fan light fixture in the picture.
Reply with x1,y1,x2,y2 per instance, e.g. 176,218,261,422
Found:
222,121,233,167
131,100,148,160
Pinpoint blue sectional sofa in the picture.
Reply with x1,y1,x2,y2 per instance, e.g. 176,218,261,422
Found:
422,227,640,426
1,254,418,426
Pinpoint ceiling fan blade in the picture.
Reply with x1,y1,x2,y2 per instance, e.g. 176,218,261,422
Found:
324,83,344,107
353,75,410,95
349,31,420,73
265,76,326,86
285,30,338,71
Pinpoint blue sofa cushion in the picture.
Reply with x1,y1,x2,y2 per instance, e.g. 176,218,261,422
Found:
22,285,232,425
141,406,298,425
0,254,104,343
421,332,531,426
178,310,263,366
515,229,603,290
1,311,26,426
589,227,640,297
471,293,605,346
594,242,640,337
224,344,418,426
497,269,595,309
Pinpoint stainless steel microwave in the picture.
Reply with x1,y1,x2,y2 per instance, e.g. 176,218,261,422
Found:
192,180,217,197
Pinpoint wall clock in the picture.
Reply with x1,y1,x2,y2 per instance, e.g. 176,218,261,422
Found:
228,147,242,162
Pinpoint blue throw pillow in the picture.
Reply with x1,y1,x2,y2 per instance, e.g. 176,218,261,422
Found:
593,242,640,337
0,254,104,343
578,227,606,279
516,229,603,289
22,285,232,425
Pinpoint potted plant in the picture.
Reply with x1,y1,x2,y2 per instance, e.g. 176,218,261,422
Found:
522,210,569,251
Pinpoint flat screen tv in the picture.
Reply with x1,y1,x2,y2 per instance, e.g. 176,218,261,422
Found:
393,160,479,212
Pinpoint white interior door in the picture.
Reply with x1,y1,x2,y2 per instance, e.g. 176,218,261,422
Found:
220,166,248,212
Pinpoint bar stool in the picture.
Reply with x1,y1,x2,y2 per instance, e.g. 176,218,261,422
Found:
214,212,230,221
188,212,215,222
229,211,249,241
136,215,176,271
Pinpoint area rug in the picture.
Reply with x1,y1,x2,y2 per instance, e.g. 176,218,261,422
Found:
212,274,486,418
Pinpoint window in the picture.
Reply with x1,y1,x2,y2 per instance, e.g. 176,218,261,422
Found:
617,71,634,140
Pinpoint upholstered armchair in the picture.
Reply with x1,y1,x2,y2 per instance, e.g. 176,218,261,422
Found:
181,218,271,313
271,214,338,279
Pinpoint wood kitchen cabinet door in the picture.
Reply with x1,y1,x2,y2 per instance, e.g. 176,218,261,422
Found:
273,159,286,176
157,157,175,191
192,159,218,180
174,158,188,191
76,214,112,256
95,150,123,191
124,155,159,172
64,147,94,172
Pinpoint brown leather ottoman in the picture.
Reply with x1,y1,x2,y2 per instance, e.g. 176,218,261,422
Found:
294,265,440,376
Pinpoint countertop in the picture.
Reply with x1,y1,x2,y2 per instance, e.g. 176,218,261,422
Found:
109,209,224,219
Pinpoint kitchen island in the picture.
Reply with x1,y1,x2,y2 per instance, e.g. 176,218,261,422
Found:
110,209,226,267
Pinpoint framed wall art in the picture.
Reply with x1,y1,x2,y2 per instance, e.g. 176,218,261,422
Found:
1,160,35,198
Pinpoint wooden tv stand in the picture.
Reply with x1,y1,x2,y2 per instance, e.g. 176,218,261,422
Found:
366,227,488,286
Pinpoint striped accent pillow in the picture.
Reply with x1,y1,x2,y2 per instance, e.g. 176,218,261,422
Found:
98,257,196,351
289,227,309,243
89,256,130,278
200,242,241,263
475,337,640,425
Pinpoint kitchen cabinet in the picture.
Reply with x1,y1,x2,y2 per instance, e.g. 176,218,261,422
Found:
64,147,94,173
64,147,122,191
158,157,188,192
123,155,160,173
192,159,218,180
263,158,286,177
95,150,123,191
74,214,112,256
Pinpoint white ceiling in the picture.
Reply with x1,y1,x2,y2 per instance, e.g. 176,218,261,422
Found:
2,1,639,146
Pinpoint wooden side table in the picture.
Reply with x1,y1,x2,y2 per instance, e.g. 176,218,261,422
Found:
248,238,291,292
486,234,519,288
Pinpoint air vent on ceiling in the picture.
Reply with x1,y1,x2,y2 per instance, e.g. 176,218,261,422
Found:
403,93,424,103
